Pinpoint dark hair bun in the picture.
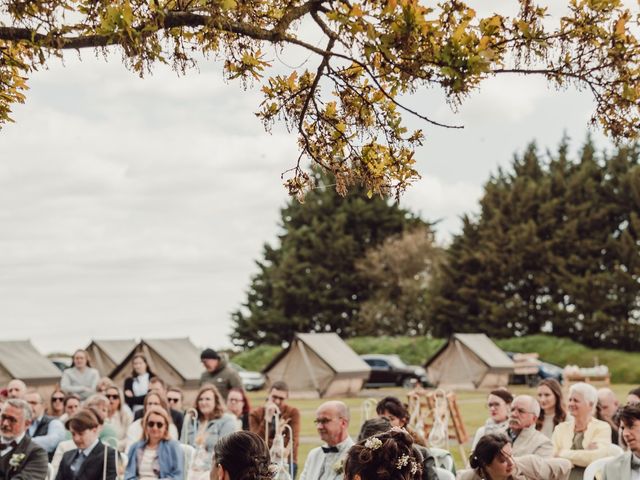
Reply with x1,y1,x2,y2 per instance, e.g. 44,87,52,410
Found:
345,428,422,480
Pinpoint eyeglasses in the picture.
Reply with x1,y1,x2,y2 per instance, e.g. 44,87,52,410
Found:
52,397,65,402
0,414,19,425
167,398,180,404
146,421,165,429
511,407,534,415
105,394,119,400
314,417,339,425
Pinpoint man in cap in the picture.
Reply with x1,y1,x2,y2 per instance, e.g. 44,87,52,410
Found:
199,348,242,400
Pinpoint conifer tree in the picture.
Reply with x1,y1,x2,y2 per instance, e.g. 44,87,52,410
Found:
231,169,423,348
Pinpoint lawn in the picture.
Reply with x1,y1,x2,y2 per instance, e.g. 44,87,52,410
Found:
247,383,636,471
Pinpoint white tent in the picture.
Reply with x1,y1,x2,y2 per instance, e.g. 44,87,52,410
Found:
110,338,203,395
0,340,61,387
86,339,137,377
263,333,370,397
424,333,514,389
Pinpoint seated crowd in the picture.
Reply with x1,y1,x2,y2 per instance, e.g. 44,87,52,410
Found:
1,348,639,480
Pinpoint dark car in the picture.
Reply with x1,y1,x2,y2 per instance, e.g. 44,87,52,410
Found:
360,354,430,388
506,352,563,386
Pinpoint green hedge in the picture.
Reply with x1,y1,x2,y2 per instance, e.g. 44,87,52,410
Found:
232,334,640,384
495,334,640,384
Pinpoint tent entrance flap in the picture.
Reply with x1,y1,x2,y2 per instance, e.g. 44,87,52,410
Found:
298,340,320,394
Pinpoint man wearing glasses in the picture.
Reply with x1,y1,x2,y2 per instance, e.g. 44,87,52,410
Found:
299,401,353,480
24,390,66,460
0,399,48,479
250,381,301,476
508,395,553,457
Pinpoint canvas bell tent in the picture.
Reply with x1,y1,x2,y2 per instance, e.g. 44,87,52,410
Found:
424,333,514,389
110,338,203,400
263,333,371,397
86,339,137,377
0,340,61,392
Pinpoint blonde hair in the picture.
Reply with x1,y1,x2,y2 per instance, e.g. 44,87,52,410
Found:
142,406,172,441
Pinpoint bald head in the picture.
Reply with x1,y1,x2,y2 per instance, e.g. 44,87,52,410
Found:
315,401,350,446
7,379,27,399
598,388,619,422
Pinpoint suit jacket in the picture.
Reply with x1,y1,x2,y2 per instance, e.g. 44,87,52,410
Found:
55,441,116,480
299,437,354,480
511,426,554,457
249,404,301,462
601,452,633,480
456,455,572,480
552,417,613,467
0,434,48,480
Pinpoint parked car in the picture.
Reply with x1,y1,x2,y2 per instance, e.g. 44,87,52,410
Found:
229,362,266,391
360,354,430,388
505,352,563,386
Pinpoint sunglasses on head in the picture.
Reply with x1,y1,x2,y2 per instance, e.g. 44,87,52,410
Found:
146,421,165,429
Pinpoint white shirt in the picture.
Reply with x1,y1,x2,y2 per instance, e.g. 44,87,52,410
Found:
0,432,25,457
299,436,354,480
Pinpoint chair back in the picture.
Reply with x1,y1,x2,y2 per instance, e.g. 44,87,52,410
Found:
583,456,615,480
181,443,196,480
430,447,455,472
435,467,455,480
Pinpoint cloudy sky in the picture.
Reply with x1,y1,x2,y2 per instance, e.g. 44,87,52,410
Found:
0,3,622,355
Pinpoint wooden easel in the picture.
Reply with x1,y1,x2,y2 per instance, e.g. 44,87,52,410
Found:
408,389,468,462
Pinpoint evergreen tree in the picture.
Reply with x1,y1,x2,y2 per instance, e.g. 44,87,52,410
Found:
432,140,640,349
231,169,424,348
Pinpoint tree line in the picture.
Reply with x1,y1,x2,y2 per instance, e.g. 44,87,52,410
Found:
231,138,640,351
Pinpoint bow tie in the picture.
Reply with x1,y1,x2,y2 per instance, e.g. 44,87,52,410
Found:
0,441,17,451
631,454,640,470
322,446,339,454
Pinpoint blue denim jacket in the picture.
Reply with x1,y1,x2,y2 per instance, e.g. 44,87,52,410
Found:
125,439,184,480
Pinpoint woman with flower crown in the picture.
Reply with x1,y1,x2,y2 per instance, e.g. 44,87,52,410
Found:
343,427,422,480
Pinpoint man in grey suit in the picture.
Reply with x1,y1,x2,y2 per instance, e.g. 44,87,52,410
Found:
507,395,553,457
602,404,640,480
0,399,48,480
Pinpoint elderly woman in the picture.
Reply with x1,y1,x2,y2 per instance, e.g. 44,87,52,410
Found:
125,406,183,480
552,382,614,480
458,433,571,480
472,390,513,449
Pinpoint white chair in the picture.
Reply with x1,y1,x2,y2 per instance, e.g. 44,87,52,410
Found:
609,444,624,456
583,456,615,480
181,444,195,480
435,467,455,480
46,464,53,480
430,447,455,472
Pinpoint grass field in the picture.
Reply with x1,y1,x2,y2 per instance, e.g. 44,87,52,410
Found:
247,383,637,471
